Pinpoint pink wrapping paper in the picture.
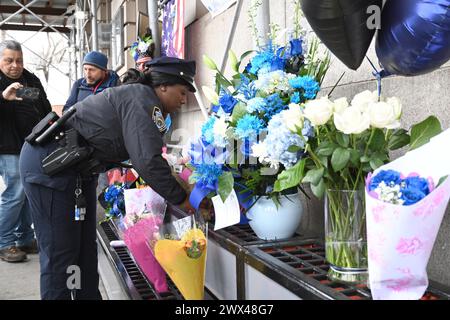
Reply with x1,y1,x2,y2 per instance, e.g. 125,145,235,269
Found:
365,129,450,299
121,187,168,293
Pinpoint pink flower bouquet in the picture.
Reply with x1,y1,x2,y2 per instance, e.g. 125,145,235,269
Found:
365,129,450,299
117,186,168,293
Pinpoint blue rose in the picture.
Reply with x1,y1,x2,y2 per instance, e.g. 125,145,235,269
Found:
369,169,402,191
401,188,426,206
403,176,430,195
219,94,238,114
289,39,303,56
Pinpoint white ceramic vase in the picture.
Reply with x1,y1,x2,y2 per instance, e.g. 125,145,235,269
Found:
247,192,303,240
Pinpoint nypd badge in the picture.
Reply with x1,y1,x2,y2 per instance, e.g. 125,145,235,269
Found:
152,106,167,133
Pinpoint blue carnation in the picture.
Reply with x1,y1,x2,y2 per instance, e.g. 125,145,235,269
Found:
193,163,223,187
246,97,266,113
201,116,216,145
400,188,427,206
235,115,265,140
237,75,257,100
369,170,402,191
290,91,301,104
289,76,320,100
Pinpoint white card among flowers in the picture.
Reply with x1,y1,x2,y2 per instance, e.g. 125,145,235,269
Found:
212,189,241,231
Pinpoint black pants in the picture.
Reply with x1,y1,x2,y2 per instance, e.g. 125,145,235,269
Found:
19,141,101,300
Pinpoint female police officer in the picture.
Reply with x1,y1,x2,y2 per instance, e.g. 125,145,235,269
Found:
17,56,196,300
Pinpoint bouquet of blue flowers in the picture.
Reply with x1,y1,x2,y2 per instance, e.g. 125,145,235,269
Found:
99,183,127,220
187,25,330,212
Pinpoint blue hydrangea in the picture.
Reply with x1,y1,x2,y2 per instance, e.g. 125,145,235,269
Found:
301,119,314,139
263,93,288,121
235,115,265,140
264,113,305,168
219,94,238,114
246,97,266,113
289,76,320,100
369,170,402,191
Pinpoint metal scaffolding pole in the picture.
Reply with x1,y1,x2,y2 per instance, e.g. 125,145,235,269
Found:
220,0,244,74
253,0,270,49
91,0,98,51
148,0,161,57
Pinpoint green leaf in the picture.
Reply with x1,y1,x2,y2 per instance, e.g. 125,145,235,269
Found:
331,147,350,172
349,149,360,166
231,102,248,125
409,116,442,151
288,145,302,153
336,133,350,148
437,176,448,188
311,178,325,199
360,155,371,163
237,50,255,70
203,54,218,70
273,159,306,192
302,167,324,186
218,172,234,202
368,128,385,151
317,141,338,157
216,73,233,89
228,50,239,73
388,133,410,150
370,158,384,171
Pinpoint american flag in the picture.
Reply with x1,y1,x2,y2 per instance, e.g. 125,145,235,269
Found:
161,0,185,59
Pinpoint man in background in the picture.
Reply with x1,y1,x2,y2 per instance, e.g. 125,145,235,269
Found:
63,51,119,112
0,40,51,262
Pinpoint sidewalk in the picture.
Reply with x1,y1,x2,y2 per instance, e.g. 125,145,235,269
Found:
0,179,108,300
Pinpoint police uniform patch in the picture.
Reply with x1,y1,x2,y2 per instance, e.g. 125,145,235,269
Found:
152,106,167,133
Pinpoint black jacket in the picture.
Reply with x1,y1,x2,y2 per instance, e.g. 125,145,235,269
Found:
66,83,187,205
0,70,52,154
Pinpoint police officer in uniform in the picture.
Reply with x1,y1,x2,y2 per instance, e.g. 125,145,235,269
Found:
17,56,196,300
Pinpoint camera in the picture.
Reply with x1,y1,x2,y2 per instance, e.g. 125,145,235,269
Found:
16,87,40,100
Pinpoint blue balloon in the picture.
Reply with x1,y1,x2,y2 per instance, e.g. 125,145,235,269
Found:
376,0,450,77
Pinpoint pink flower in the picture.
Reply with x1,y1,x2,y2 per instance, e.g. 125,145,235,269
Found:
372,204,386,223
396,237,423,255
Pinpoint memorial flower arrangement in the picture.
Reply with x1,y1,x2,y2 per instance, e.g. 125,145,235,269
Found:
188,24,331,210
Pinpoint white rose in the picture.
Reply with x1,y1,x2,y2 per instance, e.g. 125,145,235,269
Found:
333,97,349,114
282,103,304,132
303,97,334,126
334,107,370,134
386,96,402,119
351,90,378,112
367,101,401,129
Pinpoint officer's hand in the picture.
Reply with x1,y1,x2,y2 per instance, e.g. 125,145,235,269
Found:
2,82,23,101
180,196,195,214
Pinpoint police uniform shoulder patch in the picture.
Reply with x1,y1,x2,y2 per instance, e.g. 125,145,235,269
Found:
152,106,167,133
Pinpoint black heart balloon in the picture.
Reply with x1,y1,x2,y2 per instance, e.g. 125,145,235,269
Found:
301,0,383,70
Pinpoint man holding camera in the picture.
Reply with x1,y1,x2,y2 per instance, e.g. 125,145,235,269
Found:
0,40,51,263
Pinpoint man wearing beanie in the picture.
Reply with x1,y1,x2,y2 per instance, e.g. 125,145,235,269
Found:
63,51,120,112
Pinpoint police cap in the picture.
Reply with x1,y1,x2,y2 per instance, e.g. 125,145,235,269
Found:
145,56,196,92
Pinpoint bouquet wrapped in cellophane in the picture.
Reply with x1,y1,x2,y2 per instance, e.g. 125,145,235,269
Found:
365,129,450,300
149,213,208,300
116,180,168,293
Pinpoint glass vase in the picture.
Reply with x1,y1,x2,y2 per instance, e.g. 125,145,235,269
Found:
324,189,368,284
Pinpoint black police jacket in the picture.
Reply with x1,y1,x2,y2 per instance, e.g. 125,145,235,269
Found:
66,83,187,205
0,70,52,154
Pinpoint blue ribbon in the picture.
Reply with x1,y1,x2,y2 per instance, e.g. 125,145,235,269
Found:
189,181,217,210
